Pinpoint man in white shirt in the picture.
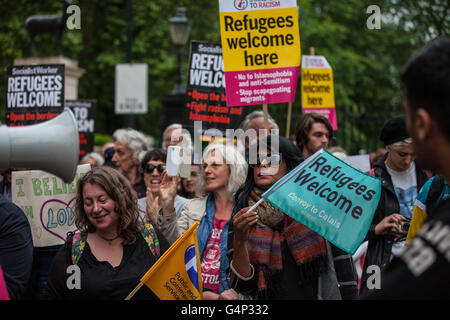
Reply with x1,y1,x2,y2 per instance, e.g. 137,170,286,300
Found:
360,115,429,295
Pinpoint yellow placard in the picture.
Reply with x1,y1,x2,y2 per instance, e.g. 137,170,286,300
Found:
301,68,335,108
140,222,203,300
220,7,301,71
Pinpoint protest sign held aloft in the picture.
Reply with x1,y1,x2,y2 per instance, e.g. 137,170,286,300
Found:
66,99,96,160
182,41,247,140
301,55,338,130
11,165,91,247
254,149,381,254
115,63,148,114
219,0,301,106
5,64,65,126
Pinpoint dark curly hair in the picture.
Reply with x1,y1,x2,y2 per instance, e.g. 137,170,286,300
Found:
294,112,333,152
74,166,141,245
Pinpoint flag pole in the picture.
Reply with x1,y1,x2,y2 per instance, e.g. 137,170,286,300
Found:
247,197,265,214
125,282,144,300
285,102,292,138
124,221,201,300
249,103,269,214
247,149,324,214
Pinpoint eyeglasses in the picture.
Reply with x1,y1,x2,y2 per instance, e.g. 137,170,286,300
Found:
143,163,165,174
249,154,282,168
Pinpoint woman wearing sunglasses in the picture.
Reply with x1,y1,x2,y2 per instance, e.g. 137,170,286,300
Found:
229,136,359,300
138,149,187,226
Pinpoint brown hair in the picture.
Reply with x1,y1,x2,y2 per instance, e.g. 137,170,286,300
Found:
294,112,334,150
74,166,141,245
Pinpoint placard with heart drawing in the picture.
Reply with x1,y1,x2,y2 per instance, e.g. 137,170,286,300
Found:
11,164,91,247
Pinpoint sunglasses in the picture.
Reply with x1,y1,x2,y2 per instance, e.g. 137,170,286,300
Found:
249,154,282,168
143,163,165,174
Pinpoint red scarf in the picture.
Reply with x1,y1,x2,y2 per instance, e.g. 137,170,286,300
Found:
246,190,327,292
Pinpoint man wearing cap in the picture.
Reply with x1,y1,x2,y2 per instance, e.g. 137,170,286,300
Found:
359,114,429,295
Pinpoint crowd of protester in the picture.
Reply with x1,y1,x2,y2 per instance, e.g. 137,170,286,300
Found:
0,37,449,300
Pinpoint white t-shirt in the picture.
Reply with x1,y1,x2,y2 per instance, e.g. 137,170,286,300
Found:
386,162,417,258
386,162,417,219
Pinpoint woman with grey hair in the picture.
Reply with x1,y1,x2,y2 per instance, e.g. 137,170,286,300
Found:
80,152,105,168
240,110,279,132
112,128,150,198
162,123,192,152
157,143,247,300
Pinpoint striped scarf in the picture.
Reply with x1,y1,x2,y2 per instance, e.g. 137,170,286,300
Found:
246,189,327,293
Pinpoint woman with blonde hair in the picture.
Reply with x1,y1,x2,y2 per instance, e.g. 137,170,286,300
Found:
158,143,248,300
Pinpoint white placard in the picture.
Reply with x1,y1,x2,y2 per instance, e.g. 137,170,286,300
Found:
342,154,371,173
115,63,148,114
219,0,297,12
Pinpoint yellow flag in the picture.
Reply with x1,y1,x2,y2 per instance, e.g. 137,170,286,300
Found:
406,204,427,243
140,221,203,300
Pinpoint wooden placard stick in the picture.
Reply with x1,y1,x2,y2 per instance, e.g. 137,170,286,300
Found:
262,103,270,132
285,102,292,138
125,282,144,300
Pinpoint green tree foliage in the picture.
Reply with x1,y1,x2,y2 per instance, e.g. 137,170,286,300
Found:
386,0,449,42
293,0,422,153
0,0,446,151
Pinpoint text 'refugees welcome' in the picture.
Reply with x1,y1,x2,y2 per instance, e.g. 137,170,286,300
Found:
223,14,296,67
294,156,377,220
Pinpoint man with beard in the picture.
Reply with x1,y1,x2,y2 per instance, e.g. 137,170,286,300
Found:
294,112,334,159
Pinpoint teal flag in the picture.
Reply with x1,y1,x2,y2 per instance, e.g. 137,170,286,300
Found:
261,149,381,254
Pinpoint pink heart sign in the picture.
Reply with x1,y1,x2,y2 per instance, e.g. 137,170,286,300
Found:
40,198,78,243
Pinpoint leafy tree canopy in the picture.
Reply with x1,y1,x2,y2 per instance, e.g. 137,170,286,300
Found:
0,0,447,146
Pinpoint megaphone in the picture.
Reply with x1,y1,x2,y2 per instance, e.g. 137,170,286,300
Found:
0,108,79,183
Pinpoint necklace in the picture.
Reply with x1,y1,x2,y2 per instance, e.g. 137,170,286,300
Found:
98,233,121,245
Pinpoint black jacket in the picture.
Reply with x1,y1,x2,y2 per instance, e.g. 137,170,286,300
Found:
228,191,359,300
0,194,34,299
364,198,450,299
360,154,428,295
0,180,10,199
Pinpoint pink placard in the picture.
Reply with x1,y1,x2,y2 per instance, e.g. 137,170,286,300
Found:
303,107,338,130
